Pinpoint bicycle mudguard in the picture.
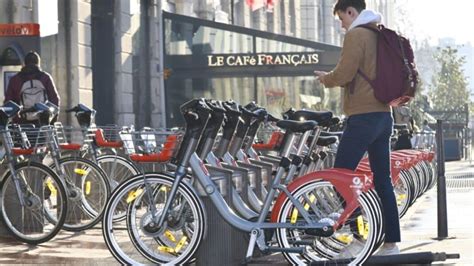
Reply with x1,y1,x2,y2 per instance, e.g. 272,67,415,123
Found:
356,157,405,184
394,149,424,161
270,168,372,229
426,151,435,162
392,152,418,168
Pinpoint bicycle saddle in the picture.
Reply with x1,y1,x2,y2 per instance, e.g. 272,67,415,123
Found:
282,108,295,119
318,116,340,128
222,100,242,116
180,98,212,114
288,110,333,124
276,120,317,133
266,113,280,123
320,131,344,139
240,104,267,121
316,136,338,146
205,99,226,113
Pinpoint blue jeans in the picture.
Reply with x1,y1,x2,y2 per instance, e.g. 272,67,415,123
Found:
334,112,401,243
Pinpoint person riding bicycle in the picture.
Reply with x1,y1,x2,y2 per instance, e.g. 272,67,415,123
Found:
314,0,401,256
4,51,60,126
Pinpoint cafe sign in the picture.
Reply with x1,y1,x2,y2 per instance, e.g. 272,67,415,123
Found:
207,53,320,67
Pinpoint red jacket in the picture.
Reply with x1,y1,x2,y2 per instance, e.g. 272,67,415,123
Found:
5,67,59,106
4,66,60,123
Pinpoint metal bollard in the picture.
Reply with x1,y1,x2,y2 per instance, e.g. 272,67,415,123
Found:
435,119,448,239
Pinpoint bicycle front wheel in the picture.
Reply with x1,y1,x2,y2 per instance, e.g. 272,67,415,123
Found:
102,173,206,265
56,157,110,231
0,162,67,244
275,180,380,265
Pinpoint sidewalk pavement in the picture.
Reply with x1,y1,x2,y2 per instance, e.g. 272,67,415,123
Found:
395,159,474,265
0,160,473,265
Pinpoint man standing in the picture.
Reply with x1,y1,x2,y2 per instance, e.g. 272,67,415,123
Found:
314,0,400,256
5,51,60,124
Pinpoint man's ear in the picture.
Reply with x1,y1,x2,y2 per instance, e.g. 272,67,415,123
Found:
347,7,358,17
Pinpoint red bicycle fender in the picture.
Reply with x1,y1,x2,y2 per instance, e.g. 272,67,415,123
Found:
270,168,372,224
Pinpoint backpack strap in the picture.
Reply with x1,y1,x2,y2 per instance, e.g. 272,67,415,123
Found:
349,24,379,94
19,70,45,83
356,24,380,34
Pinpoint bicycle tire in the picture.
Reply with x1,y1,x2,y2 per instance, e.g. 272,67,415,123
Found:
275,180,380,265
102,173,206,265
52,157,110,231
0,161,68,244
96,154,139,190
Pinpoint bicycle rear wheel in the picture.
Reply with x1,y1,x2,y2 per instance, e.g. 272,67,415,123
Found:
275,180,380,265
96,154,139,190
102,173,206,265
55,157,110,231
394,172,412,218
0,162,67,244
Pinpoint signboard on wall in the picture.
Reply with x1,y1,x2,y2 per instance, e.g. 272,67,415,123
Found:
165,50,340,78
207,53,320,67
0,24,40,37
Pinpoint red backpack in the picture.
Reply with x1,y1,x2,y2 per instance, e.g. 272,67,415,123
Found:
352,24,419,106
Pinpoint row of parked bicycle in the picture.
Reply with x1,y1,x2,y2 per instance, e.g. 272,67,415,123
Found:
0,98,437,265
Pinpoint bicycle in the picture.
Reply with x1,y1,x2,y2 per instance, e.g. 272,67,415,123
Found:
102,98,382,265
0,101,67,244
21,102,110,231
57,104,140,190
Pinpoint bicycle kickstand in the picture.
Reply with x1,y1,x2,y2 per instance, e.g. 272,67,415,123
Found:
244,229,259,263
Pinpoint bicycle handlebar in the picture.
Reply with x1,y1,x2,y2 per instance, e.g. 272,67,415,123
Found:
65,107,79,113
266,113,280,123
66,103,94,114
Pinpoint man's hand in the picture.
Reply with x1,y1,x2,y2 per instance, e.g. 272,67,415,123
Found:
314,71,327,84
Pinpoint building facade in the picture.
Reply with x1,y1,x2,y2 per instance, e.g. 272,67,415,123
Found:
0,0,396,128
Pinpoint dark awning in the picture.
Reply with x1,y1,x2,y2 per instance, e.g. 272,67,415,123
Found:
163,12,341,78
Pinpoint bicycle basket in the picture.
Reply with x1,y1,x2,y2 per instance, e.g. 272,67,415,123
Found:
95,125,123,148
53,122,93,150
6,126,55,156
253,125,284,151
119,128,184,163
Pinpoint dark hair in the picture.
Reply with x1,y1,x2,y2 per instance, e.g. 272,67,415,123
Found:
333,0,366,15
24,51,40,66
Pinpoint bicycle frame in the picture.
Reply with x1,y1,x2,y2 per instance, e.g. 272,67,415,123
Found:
0,130,30,206
150,136,334,243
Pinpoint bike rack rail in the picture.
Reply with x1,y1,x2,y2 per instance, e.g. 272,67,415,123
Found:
309,252,460,265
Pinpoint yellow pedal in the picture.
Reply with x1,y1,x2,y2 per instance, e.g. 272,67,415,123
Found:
363,222,369,239
357,216,365,236
336,234,353,244
396,194,406,205
357,216,369,240
85,181,91,195
158,246,175,254
304,194,316,210
290,194,316,224
397,194,407,200
290,208,299,224
160,186,168,192
46,179,57,196
126,188,143,203
174,236,188,253
74,168,88,175
165,230,177,242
